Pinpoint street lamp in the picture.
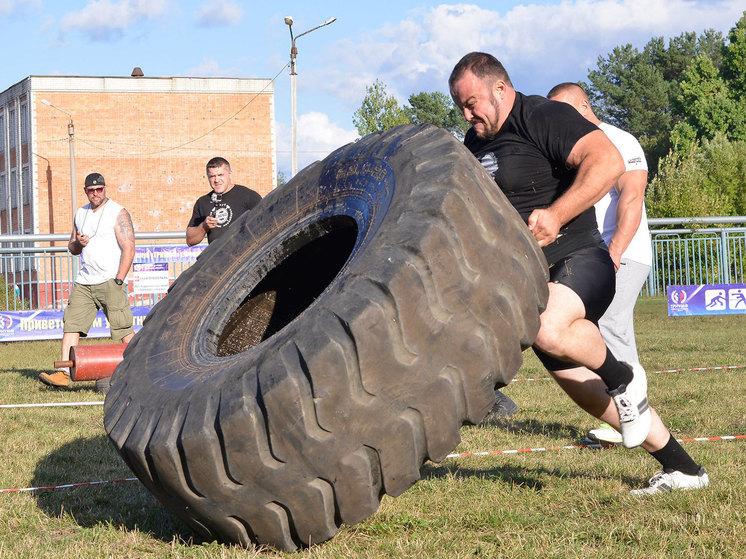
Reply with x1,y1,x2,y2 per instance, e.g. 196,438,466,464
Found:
285,15,337,177
41,99,77,222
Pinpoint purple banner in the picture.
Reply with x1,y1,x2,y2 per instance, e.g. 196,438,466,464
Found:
667,283,746,316
134,245,204,263
0,306,152,342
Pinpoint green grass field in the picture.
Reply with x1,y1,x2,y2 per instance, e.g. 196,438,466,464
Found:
0,298,744,558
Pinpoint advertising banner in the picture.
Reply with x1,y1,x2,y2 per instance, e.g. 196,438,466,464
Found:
133,262,169,294
134,245,204,263
0,306,152,342
667,283,746,316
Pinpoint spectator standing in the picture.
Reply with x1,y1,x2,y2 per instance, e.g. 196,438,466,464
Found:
39,173,135,388
186,157,262,246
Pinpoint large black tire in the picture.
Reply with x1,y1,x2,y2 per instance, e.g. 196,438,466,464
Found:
103,124,548,551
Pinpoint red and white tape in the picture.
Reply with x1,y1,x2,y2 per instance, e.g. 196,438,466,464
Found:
0,477,138,493
0,401,104,409
445,434,746,459
1,365,742,409
510,364,745,383
1,435,743,494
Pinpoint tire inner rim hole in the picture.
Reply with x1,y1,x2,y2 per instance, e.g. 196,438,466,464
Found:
215,215,359,356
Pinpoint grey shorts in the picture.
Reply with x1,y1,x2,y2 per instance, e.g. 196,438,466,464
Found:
63,279,134,340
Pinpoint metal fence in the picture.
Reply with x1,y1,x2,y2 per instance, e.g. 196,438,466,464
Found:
2,218,745,311
0,232,197,311
645,217,746,297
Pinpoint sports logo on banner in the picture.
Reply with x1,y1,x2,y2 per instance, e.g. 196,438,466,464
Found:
667,284,746,316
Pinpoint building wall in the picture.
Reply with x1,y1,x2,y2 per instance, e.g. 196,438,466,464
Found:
0,83,32,236
1,75,275,237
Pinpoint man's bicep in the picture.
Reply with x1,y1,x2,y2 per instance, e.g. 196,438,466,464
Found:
617,169,648,198
566,129,619,169
115,209,136,247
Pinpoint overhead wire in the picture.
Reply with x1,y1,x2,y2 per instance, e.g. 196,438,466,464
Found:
60,62,290,157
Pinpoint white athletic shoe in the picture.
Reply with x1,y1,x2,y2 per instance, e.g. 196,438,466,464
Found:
584,422,623,444
630,467,709,496
607,362,651,448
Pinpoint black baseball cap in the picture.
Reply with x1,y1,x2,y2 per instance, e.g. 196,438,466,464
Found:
85,173,106,187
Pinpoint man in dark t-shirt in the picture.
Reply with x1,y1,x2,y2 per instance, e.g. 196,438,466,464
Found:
186,157,262,245
449,52,708,495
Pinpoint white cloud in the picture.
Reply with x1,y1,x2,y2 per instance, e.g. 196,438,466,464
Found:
60,0,171,41
195,0,243,27
0,0,39,15
317,0,745,109
275,112,359,175
0,0,39,16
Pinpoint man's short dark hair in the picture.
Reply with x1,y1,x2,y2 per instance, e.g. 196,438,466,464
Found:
206,157,231,173
547,82,585,99
449,52,513,89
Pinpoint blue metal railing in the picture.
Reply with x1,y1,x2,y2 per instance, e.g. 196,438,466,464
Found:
645,218,746,296
2,219,745,310
0,232,196,311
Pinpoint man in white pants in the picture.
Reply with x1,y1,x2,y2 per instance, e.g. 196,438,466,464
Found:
547,82,650,443
547,83,708,494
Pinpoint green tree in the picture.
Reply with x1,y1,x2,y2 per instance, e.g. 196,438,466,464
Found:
585,29,727,173
674,54,746,150
407,91,469,139
352,79,409,136
722,12,746,95
585,44,672,171
646,134,746,217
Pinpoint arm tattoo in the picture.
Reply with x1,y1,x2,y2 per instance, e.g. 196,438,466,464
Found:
117,210,135,243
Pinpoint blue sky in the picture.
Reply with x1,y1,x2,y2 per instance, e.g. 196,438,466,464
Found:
1,0,743,177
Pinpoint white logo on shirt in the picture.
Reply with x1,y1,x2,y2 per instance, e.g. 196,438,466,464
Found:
478,152,499,178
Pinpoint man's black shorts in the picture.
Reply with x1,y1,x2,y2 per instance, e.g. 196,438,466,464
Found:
533,243,616,371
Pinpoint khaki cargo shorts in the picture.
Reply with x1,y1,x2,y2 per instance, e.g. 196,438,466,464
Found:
63,279,134,340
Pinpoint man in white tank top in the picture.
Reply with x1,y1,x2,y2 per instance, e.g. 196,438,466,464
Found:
39,173,136,389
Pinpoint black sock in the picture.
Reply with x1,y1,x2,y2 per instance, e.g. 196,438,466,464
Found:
591,348,633,392
650,434,702,475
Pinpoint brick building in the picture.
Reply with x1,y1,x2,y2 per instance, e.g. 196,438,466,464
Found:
0,72,275,237
0,72,275,310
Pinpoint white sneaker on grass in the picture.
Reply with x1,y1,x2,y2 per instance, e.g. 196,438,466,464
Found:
630,467,709,496
607,362,651,448
584,422,623,444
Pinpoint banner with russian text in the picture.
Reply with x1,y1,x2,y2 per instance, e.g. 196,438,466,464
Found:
0,306,152,342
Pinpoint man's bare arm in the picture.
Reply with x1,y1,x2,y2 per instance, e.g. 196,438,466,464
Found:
114,209,136,280
186,221,208,246
607,169,648,267
528,129,624,247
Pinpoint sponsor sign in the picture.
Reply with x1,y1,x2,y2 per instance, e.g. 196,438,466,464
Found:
134,245,204,263
133,262,169,294
0,306,152,342
667,283,746,316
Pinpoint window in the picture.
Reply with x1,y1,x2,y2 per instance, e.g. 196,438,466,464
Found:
10,169,17,209
0,114,5,153
20,104,29,145
22,166,30,205
0,173,6,211
8,109,16,150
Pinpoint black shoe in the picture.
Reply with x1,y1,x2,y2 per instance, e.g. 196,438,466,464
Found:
484,389,519,420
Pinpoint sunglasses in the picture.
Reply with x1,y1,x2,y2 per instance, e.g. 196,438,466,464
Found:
85,186,104,194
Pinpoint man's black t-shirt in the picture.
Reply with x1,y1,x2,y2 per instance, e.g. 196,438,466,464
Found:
188,184,262,243
464,92,601,266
